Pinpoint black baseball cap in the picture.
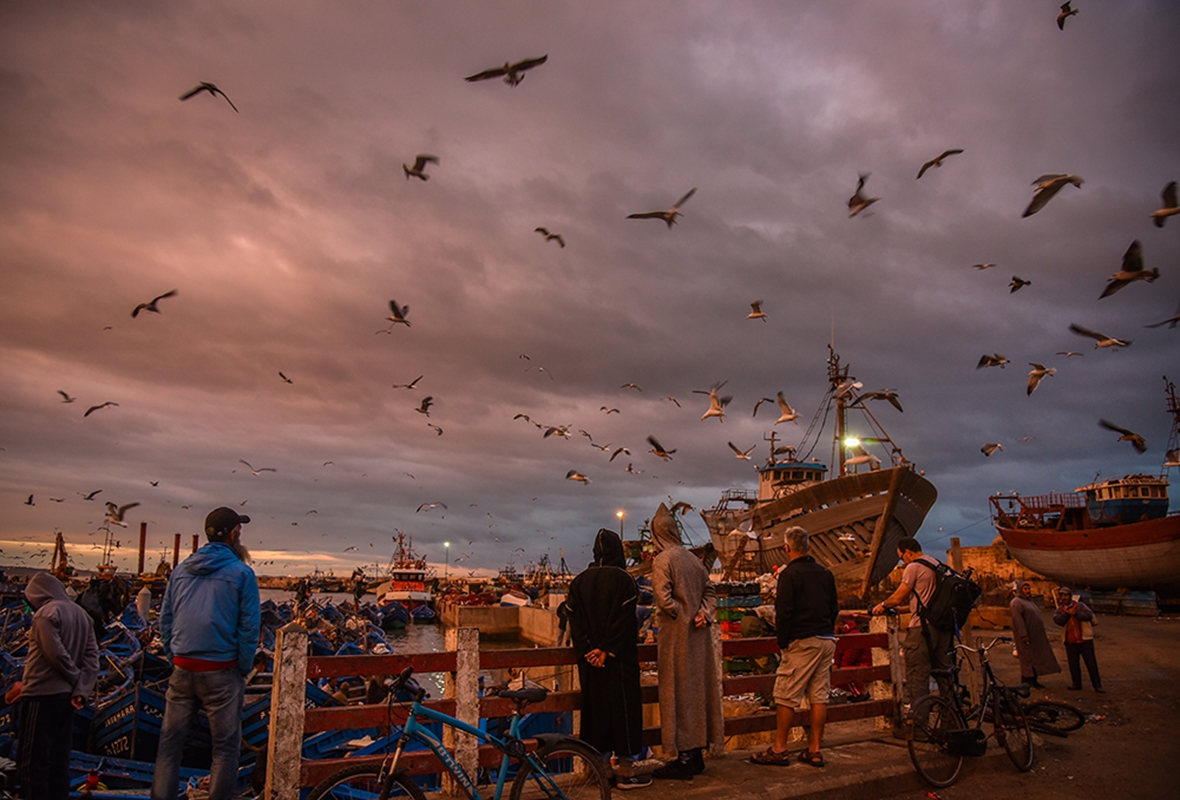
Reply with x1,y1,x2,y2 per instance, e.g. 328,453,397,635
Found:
205,507,251,538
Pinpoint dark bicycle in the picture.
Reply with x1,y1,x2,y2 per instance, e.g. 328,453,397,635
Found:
907,636,1035,788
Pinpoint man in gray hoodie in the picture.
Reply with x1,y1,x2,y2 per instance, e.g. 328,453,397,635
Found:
16,571,99,800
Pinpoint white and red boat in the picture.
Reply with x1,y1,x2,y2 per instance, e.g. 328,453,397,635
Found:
375,533,433,610
992,380,1180,593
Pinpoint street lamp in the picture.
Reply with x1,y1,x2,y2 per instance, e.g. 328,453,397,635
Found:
616,510,625,537
444,541,450,581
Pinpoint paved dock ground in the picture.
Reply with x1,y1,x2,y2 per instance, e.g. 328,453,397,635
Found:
634,732,1009,800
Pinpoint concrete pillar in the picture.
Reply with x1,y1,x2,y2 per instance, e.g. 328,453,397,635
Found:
192,534,199,554
265,623,308,800
173,534,181,567
443,627,480,796
950,537,963,572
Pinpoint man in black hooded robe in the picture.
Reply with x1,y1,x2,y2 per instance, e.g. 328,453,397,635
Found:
565,529,650,789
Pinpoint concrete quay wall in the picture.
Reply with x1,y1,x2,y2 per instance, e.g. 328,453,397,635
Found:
437,603,562,645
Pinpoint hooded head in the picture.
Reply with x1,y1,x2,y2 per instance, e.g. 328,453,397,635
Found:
593,529,626,568
650,502,683,551
24,571,70,610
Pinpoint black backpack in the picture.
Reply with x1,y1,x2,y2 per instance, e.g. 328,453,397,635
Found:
915,560,982,633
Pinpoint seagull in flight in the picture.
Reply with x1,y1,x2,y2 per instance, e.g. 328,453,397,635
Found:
1009,276,1032,293
753,392,800,425
627,188,697,228
728,442,756,461
1145,297,1180,329
972,263,996,271
1057,2,1078,30
647,435,676,461
981,443,1003,457
977,353,1009,369
1022,173,1083,217
852,389,904,413
386,300,411,326
179,82,238,112
665,396,681,407
427,423,443,436
57,390,76,403
535,227,565,248
625,462,643,474
416,397,433,417
1151,181,1179,227
847,173,879,217
279,372,293,384
609,447,630,462
1056,351,1084,357
695,381,732,422
403,155,439,181
105,501,140,527
621,383,642,391
239,460,276,475
747,301,767,321
84,401,118,417
132,289,178,318
1070,323,1132,350
393,375,424,389
79,489,102,501
1027,363,1056,396
565,469,591,485
916,149,964,180
24,495,34,506
600,406,620,414
416,502,447,513
464,55,548,87
1099,240,1158,299
1099,420,1147,454
1164,448,1180,468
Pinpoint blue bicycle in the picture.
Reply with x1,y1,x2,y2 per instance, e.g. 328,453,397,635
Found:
306,667,609,800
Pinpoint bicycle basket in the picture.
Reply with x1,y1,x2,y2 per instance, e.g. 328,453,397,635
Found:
946,727,987,757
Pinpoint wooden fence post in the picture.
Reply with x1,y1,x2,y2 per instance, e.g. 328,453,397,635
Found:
265,622,308,800
869,613,902,730
444,627,480,796
708,622,725,758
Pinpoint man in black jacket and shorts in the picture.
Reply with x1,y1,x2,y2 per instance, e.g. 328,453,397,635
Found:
751,527,839,768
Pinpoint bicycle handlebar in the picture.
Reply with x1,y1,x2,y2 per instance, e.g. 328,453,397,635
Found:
955,635,1012,654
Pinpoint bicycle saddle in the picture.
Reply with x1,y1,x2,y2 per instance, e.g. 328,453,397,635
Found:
498,687,549,705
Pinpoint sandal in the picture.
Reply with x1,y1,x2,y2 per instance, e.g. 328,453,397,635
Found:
797,749,825,768
750,746,792,766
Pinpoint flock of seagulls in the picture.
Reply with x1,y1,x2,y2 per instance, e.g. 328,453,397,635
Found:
15,9,1177,573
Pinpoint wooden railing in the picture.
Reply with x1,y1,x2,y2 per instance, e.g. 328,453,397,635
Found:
263,617,902,798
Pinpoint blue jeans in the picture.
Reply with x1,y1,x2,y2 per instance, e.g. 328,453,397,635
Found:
151,667,245,800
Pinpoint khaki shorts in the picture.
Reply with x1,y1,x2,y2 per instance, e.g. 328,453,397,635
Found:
773,637,837,709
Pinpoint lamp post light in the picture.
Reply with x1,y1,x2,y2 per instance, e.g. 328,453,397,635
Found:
616,510,625,537
444,541,450,581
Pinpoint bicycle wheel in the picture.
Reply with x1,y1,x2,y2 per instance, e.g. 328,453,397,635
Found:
509,739,609,800
907,695,965,788
1023,700,1085,735
306,764,427,800
994,692,1035,772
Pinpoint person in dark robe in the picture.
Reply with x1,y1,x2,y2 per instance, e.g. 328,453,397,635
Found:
565,530,650,790
1009,580,1061,688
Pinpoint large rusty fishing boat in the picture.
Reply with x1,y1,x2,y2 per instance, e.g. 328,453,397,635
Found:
700,348,938,597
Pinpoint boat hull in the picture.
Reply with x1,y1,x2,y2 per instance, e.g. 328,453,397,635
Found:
998,514,1180,592
702,466,938,596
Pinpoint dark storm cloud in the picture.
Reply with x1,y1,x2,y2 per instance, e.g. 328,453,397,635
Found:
2,1,1178,573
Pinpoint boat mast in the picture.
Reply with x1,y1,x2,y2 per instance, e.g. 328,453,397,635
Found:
1164,376,1179,479
828,347,851,478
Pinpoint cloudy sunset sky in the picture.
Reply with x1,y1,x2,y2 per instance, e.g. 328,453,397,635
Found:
2,1,1177,577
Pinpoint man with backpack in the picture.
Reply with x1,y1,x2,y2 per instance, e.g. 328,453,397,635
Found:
871,538,954,707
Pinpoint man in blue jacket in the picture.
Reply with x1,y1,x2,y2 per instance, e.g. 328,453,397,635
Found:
151,507,261,800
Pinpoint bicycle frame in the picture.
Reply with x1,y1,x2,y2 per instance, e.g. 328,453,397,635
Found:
381,697,533,800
